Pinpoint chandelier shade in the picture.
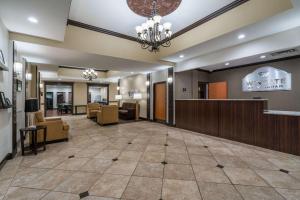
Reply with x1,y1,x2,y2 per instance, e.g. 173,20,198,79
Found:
82,68,98,81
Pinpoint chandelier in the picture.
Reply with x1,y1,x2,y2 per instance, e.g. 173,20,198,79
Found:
135,0,172,52
82,68,97,81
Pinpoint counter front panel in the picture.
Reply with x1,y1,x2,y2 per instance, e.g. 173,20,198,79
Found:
175,100,300,155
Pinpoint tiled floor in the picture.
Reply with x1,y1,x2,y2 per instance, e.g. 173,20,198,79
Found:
1,116,300,200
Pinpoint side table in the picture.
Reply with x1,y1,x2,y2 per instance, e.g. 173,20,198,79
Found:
19,125,47,155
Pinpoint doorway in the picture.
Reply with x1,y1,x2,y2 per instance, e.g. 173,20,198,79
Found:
44,82,73,117
87,83,109,105
198,82,208,99
154,82,166,122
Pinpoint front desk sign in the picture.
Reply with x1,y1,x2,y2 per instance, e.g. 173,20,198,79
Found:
242,66,291,92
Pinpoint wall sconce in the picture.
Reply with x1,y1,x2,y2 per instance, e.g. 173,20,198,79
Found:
26,73,32,81
39,83,44,88
117,86,120,91
146,81,150,86
14,62,23,74
167,77,173,83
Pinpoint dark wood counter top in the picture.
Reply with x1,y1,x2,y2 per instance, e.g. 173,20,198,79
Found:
175,99,300,155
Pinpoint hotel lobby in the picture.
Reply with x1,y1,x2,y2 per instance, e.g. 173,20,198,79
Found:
1,0,300,199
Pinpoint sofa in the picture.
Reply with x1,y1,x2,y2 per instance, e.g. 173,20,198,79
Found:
119,102,136,120
87,103,101,118
33,111,69,143
97,105,119,125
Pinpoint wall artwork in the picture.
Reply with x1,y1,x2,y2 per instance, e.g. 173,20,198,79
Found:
0,92,12,109
242,66,292,92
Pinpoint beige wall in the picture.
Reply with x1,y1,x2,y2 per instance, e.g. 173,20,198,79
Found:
73,82,87,106
109,83,118,102
120,74,147,118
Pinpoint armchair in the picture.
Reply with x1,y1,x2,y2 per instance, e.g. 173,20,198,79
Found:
33,111,69,143
97,105,118,125
119,102,136,120
87,103,101,118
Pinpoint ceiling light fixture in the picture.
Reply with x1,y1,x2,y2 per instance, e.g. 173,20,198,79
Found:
82,68,98,81
260,55,266,59
238,34,246,39
135,0,173,52
225,62,230,66
179,55,184,58
28,17,38,24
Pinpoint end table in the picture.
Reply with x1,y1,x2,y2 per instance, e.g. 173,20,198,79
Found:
19,125,47,155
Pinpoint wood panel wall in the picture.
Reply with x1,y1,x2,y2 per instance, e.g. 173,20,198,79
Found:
175,100,300,155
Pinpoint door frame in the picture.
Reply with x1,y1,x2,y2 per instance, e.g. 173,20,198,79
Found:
87,83,109,104
153,81,167,123
44,81,74,117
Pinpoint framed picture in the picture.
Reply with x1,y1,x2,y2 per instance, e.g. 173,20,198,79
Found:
0,50,5,64
5,98,12,108
16,79,22,92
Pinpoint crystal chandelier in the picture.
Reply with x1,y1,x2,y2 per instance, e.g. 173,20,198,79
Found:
82,68,97,81
135,0,172,52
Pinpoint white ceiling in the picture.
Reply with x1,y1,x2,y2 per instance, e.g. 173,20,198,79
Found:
0,0,71,41
16,41,170,73
69,0,235,37
165,0,300,63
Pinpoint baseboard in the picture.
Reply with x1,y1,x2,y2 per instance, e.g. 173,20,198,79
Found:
45,138,68,144
139,117,147,120
0,153,13,171
72,113,87,115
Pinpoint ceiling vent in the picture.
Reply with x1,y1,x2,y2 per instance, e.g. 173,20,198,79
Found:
270,49,297,57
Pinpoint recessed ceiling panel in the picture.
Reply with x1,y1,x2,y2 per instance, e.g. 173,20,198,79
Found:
69,0,235,37
0,0,72,41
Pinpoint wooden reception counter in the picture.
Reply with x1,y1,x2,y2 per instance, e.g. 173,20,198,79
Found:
175,99,300,155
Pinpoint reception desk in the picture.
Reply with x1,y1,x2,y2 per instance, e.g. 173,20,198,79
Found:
176,99,300,155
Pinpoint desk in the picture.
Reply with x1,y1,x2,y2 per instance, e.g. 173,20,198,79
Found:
176,99,300,155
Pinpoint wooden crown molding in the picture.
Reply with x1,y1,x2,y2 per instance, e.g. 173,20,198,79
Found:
67,0,249,43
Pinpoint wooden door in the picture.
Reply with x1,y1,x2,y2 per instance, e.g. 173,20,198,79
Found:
154,82,166,121
208,82,228,99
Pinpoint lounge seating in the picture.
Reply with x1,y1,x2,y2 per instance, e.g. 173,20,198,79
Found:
33,111,69,143
119,102,136,120
87,103,101,118
97,105,119,125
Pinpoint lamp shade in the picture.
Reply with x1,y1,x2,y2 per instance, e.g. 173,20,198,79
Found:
133,93,142,100
25,98,39,113
115,95,122,100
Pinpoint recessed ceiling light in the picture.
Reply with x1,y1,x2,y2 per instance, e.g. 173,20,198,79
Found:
260,55,266,59
179,54,184,58
238,34,245,39
225,62,230,66
28,17,38,24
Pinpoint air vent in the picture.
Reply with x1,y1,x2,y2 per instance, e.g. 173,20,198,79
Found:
270,49,297,57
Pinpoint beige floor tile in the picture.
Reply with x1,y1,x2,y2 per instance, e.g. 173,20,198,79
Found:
82,196,117,200
122,176,162,200
133,162,164,178
58,147,82,156
190,155,217,166
198,182,243,200
125,144,146,151
94,150,121,160
4,187,48,200
236,185,285,200
224,167,268,186
24,169,72,190
275,188,300,200
166,153,190,164
255,170,300,189
193,165,230,184
290,171,300,180
166,146,187,154
76,148,103,158
55,158,90,171
268,158,300,172
0,179,11,196
54,172,100,194
214,155,248,168
41,191,80,200
80,159,112,173
240,156,279,170
118,151,143,161
209,147,235,156
187,146,211,156
0,163,19,181
11,168,48,187
89,174,130,198
164,164,195,180
105,160,137,176
31,156,66,169
145,145,165,153
162,179,202,200
140,152,165,163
